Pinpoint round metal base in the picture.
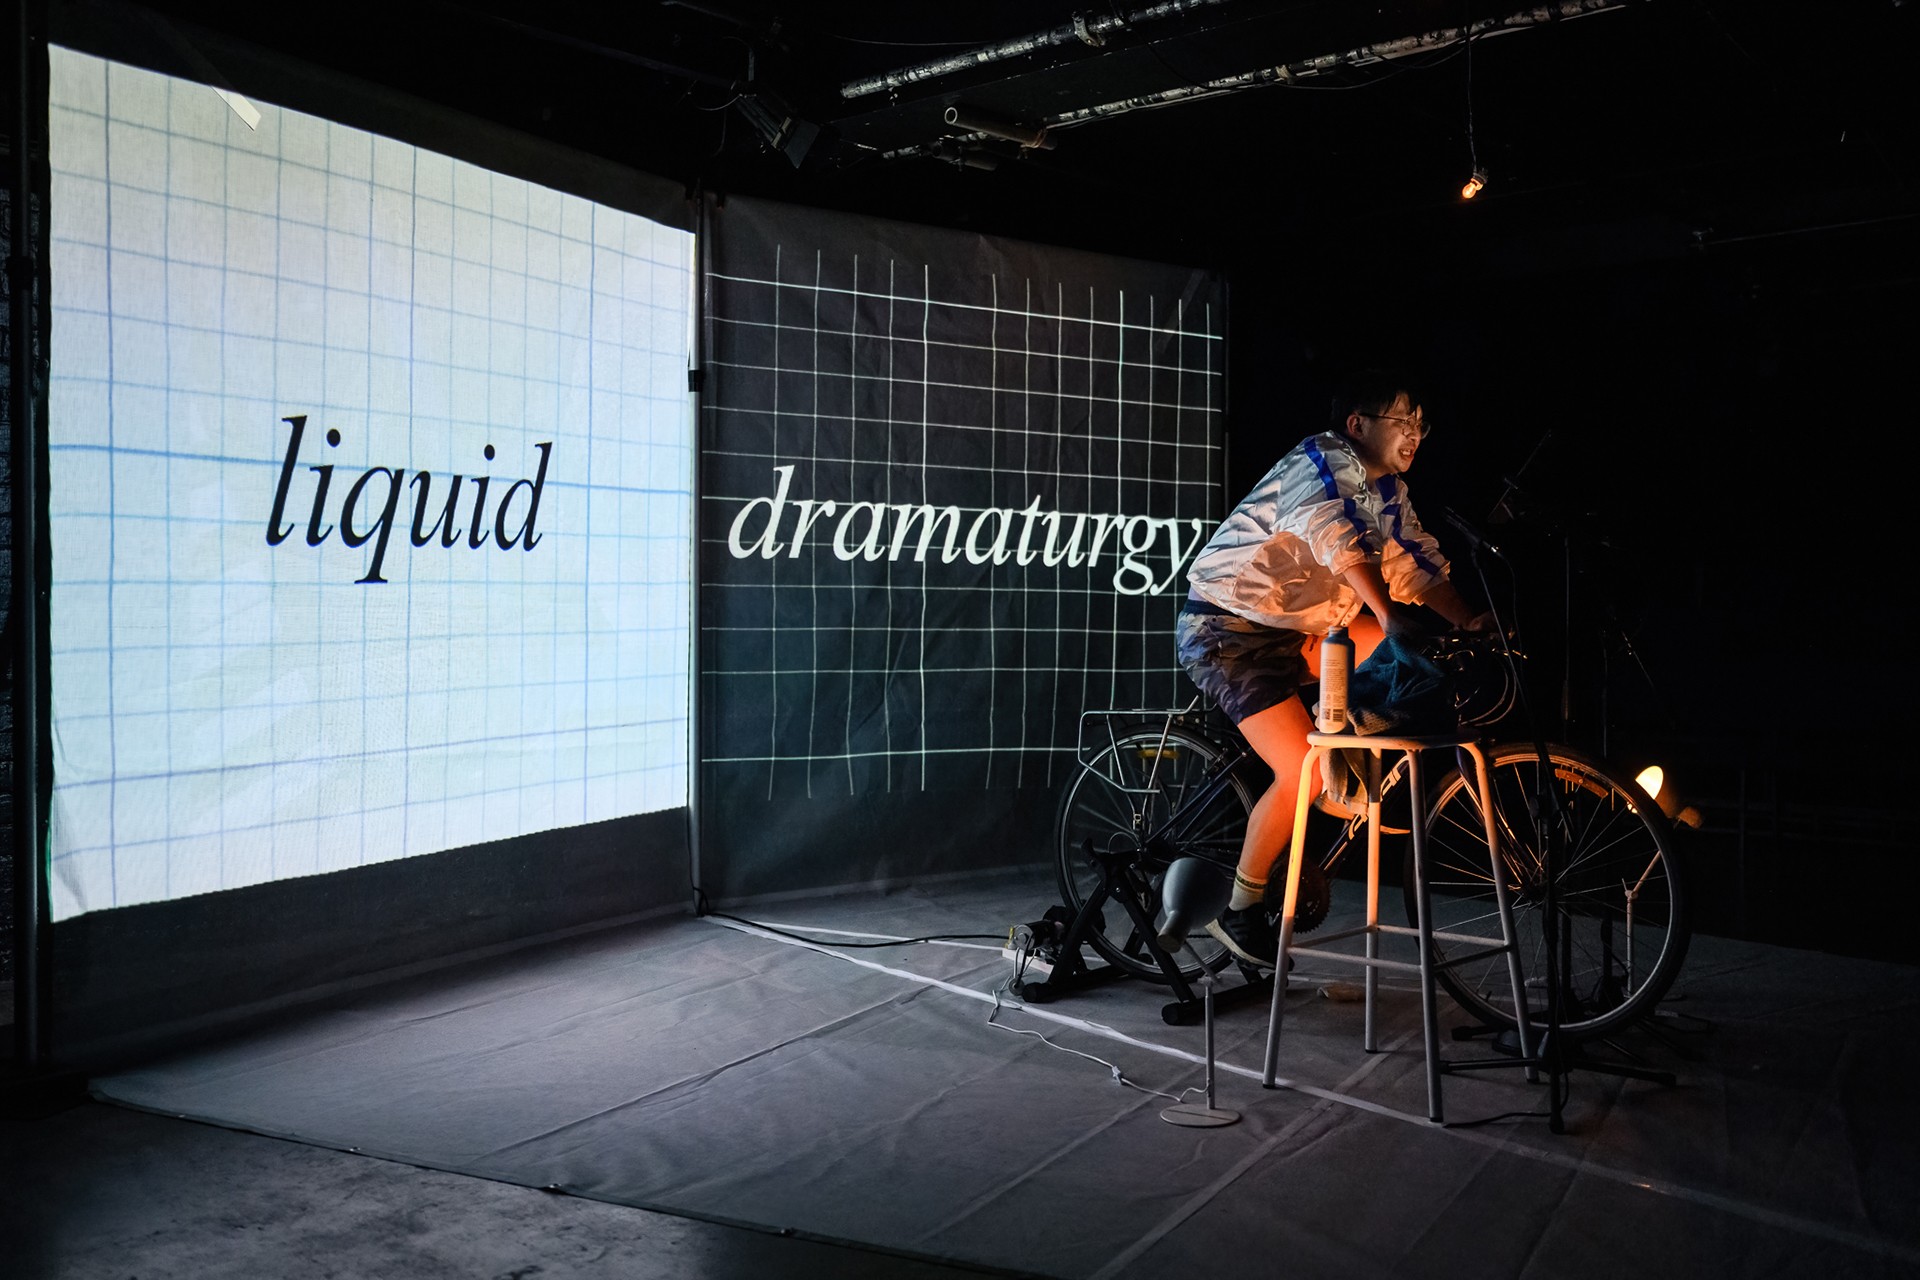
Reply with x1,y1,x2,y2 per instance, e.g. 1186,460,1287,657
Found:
1160,1103,1241,1127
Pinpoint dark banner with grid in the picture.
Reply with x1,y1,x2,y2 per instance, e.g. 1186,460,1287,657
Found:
699,197,1225,894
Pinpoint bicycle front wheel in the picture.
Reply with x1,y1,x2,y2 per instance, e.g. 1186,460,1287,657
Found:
1055,723,1250,983
1406,743,1690,1041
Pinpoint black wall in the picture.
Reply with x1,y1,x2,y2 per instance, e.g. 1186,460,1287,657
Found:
9,0,1917,1034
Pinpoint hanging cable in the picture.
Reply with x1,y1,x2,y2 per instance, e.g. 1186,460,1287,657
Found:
1462,0,1489,198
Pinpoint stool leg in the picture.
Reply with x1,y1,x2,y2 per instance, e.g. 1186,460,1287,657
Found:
1466,742,1537,1079
1407,751,1444,1124
1363,750,1383,1053
1262,746,1324,1088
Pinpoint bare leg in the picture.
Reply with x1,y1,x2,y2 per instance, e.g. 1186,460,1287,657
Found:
1228,618,1388,908
1231,698,1314,905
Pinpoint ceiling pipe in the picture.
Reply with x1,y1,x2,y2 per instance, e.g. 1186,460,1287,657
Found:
944,105,1054,149
840,0,1236,101
880,0,1642,162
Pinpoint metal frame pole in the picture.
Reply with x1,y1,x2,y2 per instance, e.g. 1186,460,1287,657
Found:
9,0,50,1071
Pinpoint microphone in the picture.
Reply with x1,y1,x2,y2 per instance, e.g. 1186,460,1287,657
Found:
1490,430,1552,525
1441,506,1505,560
1488,475,1527,525
1155,857,1232,954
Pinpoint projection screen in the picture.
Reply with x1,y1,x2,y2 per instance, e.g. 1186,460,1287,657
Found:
44,47,694,921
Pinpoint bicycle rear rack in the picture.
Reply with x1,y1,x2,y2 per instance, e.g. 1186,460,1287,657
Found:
1073,699,1219,781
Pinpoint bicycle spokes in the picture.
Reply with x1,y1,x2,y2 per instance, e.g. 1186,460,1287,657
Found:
1411,743,1689,1041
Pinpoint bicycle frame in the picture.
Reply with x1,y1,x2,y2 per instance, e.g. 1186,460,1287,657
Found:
1073,704,1418,879
1056,549,1689,1045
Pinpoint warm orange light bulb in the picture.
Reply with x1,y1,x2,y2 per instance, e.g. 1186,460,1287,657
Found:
1635,765,1665,801
1461,173,1485,199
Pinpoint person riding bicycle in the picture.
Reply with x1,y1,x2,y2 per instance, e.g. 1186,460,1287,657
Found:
1176,372,1492,969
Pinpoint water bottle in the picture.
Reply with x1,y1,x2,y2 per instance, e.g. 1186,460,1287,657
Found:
1318,625,1353,733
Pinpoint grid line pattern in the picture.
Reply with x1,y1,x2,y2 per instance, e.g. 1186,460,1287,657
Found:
45,48,694,920
701,211,1225,802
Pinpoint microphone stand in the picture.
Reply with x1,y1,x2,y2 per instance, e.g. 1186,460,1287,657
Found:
1450,511,1676,1133
1442,517,1568,1130
1161,943,1239,1127
1156,858,1240,1127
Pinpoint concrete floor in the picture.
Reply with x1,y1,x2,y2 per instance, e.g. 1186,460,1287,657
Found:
0,1087,1026,1280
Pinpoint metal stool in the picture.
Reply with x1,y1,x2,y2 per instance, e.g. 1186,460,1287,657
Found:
1260,732,1534,1123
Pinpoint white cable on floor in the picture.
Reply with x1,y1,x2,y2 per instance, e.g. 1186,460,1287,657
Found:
986,976,1201,1106
707,913,1450,1124
704,913,1920,1270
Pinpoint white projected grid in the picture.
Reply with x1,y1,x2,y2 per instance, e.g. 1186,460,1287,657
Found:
702,251,1223,797
45,48,693,919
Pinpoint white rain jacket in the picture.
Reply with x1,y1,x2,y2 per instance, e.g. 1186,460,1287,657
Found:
1186,431,1451,633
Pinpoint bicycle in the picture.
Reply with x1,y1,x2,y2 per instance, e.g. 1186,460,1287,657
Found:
1052,631,1691,1044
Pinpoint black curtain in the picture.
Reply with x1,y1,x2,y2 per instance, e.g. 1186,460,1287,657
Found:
698,196,1227,899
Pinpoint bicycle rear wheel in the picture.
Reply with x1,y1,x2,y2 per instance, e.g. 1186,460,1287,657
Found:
1406,742,1690,1041
1055,723,1250,983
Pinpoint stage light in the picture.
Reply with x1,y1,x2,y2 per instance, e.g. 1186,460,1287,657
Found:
1461,167,1488,199
736,89,819,167
1635,764,1664,800
1634,764,1705,830
944,105,1054,150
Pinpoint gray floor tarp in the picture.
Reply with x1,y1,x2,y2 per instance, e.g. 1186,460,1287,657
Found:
89,866,1920,1279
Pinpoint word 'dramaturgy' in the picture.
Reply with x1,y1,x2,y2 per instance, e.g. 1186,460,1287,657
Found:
726,465,1205,596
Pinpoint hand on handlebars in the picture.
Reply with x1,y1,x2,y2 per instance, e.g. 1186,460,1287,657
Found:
1381,606,1499,644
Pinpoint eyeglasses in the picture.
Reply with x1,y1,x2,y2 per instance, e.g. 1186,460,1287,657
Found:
1359,411,1431,440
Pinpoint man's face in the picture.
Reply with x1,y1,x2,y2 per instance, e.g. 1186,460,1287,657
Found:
1346,393,1427,478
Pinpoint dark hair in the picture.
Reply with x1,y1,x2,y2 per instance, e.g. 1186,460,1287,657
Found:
1330,370,1421,434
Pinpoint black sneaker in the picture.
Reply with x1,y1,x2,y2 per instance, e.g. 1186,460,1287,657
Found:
1205,906,1278,970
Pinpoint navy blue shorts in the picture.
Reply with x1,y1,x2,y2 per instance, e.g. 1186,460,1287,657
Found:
1175,606,1310,725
